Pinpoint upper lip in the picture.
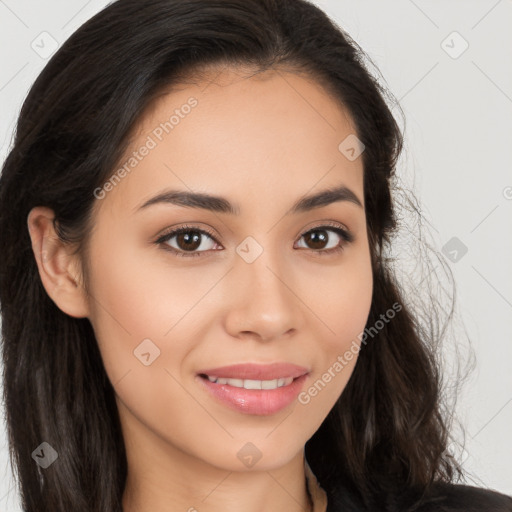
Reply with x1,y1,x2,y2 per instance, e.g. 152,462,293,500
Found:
197,362,309,380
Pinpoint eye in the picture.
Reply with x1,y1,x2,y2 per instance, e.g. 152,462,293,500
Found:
295,222,354,256
155,225,219,258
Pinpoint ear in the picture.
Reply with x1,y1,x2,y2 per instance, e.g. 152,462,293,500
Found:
27,206,90,318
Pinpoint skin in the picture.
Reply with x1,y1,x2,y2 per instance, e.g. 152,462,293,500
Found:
27,66,373,512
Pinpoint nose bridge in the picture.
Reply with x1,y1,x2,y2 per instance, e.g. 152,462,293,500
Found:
225,234,301,339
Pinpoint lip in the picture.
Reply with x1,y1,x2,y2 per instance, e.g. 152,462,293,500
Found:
197,372,309,415
196,363,310,416
196,362,309,380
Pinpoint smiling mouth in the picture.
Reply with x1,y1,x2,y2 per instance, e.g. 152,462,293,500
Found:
196,371,309,415
198,374,295,390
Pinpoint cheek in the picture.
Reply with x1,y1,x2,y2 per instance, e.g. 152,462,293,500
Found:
88,228,208,330
308,247,373,347
306,247,373,395
84,242,205,440
85,234,239,407
84,234,192,381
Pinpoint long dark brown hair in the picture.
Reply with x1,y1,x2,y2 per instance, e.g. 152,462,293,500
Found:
0,0,468,511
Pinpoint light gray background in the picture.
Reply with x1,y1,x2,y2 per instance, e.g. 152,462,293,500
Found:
1,1,511,509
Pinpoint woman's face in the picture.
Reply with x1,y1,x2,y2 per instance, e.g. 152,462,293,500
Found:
84,66,373,472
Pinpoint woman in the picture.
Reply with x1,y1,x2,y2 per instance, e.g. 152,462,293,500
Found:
0,1,510,511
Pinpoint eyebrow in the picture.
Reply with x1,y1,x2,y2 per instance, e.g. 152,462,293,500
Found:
135,184,363,215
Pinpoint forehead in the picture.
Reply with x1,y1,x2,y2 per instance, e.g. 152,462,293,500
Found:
95,66,365,218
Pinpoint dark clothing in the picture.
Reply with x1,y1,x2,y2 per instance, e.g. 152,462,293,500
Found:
325,479,512,512
305,458,512,511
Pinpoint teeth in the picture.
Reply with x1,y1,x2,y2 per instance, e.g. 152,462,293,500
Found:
244,379,262,389
205,375,294,389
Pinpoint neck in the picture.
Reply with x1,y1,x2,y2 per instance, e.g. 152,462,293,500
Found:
122,452,311,512
120,413,312,512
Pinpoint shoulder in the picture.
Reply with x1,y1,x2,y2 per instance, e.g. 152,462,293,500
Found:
415,482,512,512
325,481,512,512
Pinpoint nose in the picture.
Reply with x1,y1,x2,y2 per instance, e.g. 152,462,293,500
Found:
222,245,305,342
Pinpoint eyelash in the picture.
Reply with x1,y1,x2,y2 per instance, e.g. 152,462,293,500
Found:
155,222,354,259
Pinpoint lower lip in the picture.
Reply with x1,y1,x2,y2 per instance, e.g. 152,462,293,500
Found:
197,374,309,415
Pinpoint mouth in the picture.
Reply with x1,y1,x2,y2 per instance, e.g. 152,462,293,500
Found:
195,362,310,415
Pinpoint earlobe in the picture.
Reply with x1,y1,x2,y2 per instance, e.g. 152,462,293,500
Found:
27,206,90,318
